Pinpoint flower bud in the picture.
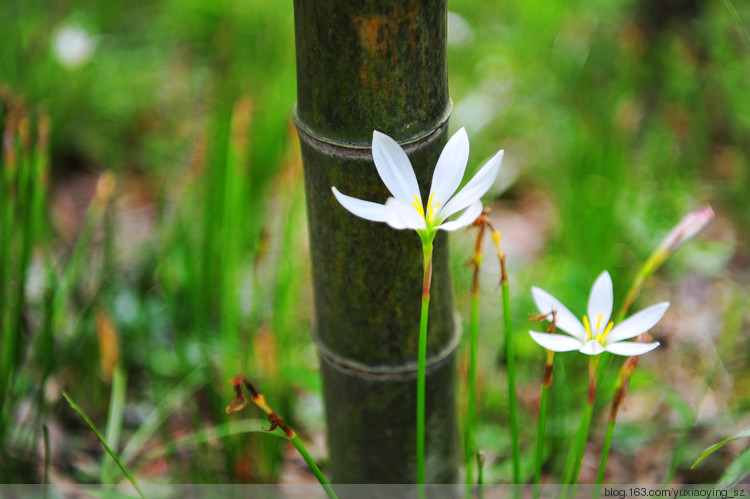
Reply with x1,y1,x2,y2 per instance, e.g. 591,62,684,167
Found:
644,205,714,274
657,205,715,255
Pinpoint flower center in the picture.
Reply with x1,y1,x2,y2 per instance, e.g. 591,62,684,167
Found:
411,191,442,225
583,314,615,343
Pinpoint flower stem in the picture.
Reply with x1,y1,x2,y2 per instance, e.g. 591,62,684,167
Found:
477,451,485,499
532,313,557,497
619,268,647,322
465,218,487,488
495,235,521,485
417,242,433,497
290,434,338,499
563,401,593,484
465,287,480,487
502,278,521,484
483,224,521,487
596,419,616,484
563,356,599,484
533,374,552,496
596,350,638,483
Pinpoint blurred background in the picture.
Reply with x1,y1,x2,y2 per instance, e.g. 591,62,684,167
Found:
1,0,748,486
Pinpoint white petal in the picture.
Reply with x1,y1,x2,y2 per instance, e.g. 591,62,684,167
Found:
438,149,503,220
605,341,660,357
606,302,670,343
531,287,587,342
372,131,421,203
579,340,605,356
429,128,469,208
438,200,482,232
332,187,388,223
384,197,426,231
587,271,613,335
529,331,583,352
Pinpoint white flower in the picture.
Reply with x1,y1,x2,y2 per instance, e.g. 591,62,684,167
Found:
332,128,503,243
528,271,668,356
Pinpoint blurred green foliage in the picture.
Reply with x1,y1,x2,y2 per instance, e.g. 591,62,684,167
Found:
0,0,748,486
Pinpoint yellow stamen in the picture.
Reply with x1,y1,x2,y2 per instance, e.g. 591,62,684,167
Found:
408,191,445,224
411,194,425,218
583,315,592,341
426,191,435,211
599,321,614,343
412,195,423,210
424,191,442,224
596,313,603,331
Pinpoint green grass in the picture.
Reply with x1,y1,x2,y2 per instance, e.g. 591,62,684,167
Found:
1,0,749,486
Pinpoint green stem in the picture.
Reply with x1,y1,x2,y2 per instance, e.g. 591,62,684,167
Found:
534,382,551,494
596,420,616,484
417,296,429,489
43,423,50,486
0,201,15,440
562,357,599,484
465,281,480,487
564,401,593,485
501,279,521,484
417,242,433,497
465,216,487,493
477,451,485,499
290,434,338,499
619,265,650,322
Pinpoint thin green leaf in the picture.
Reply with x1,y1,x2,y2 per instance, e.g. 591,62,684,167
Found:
102,366,127,483
137,418,283,464
718,445,750,485
62,392,145,499
692,427,750,469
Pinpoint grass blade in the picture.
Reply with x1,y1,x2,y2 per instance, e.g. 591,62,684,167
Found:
138,418,282,463
62,392,145,499
691,427,750,469
718,445,750,485
101,366,127,483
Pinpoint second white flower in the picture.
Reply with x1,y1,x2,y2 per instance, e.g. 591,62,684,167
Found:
528,271,669,356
